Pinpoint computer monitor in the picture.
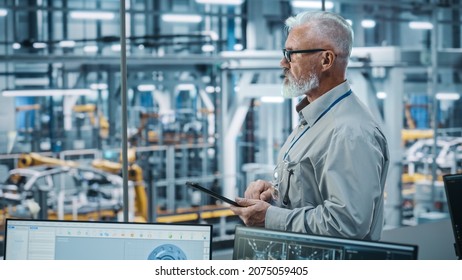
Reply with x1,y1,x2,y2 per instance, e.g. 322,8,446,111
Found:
443,173,462,259
3,219,212,260
233,226,418,260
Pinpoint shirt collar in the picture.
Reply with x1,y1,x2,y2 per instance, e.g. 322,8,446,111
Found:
297,81,351,127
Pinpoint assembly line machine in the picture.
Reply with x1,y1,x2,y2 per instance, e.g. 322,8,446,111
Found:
1,46,461,237
1,0,462,234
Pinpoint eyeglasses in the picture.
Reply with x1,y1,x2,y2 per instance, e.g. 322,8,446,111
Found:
282,48,326,62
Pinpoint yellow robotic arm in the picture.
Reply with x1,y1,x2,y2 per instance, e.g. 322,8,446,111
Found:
17,152,147,222
92,153,148,221
73,104,110,139
18,153,78,168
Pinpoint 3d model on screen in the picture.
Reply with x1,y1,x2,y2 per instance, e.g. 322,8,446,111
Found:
243,238,286,260
288,243,342,260
148,244,187,260
242,238,341,260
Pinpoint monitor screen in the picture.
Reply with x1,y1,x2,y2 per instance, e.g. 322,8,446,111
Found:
233,226,418,260
4,219,212,260
443,173,462,258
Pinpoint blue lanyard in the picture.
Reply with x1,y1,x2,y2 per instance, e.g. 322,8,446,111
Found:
283,89,352,160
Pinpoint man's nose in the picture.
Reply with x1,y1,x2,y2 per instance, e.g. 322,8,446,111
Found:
280,57,289,68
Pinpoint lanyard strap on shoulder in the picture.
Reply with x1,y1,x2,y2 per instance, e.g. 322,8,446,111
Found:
283,89,352,160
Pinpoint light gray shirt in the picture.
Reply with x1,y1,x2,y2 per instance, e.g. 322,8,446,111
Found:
265,81,390,240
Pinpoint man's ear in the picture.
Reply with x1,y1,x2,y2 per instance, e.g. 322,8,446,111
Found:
321,50,336,71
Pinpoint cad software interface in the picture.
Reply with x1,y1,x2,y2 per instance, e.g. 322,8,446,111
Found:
4,219,211,260
233,226,417,260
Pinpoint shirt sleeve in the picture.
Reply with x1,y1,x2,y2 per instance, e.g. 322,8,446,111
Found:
265,125,388,239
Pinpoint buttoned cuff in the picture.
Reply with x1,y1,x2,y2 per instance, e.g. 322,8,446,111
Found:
265,205,292,231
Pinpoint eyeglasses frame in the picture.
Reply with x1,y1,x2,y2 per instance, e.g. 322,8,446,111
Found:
282,48,327,62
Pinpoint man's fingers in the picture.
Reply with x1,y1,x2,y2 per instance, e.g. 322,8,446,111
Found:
244,180,272,199
229,198,270,227
235,197,258,207
259,188,273,202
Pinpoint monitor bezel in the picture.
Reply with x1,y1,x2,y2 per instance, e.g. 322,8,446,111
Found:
232,225,418,260
4,218,213,260
443,173,462,259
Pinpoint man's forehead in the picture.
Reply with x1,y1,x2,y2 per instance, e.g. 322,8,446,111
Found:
285,25,313,47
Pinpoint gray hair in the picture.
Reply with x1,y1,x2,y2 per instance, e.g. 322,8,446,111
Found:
285,11,353,65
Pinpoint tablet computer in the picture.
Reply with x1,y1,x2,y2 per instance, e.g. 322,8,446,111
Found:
185,181,241,207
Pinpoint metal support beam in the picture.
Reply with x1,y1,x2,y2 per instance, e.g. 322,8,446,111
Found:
383,67,404,228
166,146,175,211
107,70,117,146
430,6,440,211
120,0,130,222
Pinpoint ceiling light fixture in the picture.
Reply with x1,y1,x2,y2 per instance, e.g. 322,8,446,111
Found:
59,40,76,48
137,84,156,92
83,45,98,53
233,43,244,51
409,21,433,30
70,11,115,20
110,44,130,52
90,83,108,90
32,42,47,49
12,43,21,49
291,1,334,9
260,96,285,103
201,44,215,52
0,8,7,16
361,19,376,28
161,14,202,23
176,84,196,91
2,89,94,97
376,91,387,99
195,0,244,5
111,44,121,52
436,92,460,101
205,86,215,93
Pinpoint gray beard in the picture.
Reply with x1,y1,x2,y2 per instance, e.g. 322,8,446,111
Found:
281,73,319,98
